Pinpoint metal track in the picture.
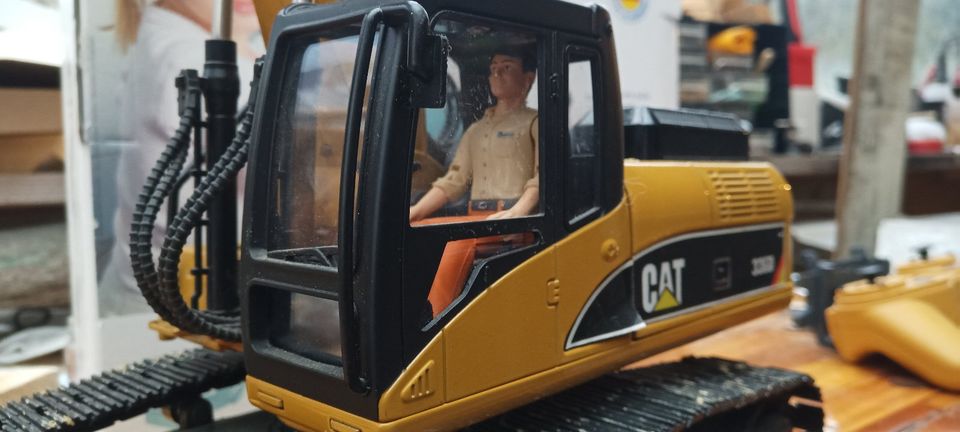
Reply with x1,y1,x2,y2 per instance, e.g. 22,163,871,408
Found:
0,349,244,432
467,357,824,432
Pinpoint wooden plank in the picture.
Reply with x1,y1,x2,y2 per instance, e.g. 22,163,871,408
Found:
834,0,920,258
0,173,64,207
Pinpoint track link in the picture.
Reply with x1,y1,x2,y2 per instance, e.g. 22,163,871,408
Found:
468,357,824,432
0,355,821,432
0,349,244,432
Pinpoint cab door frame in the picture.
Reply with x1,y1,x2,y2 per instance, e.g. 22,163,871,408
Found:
240,3,424,419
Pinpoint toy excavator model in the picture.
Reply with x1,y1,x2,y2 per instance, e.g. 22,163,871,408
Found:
0,1,825,431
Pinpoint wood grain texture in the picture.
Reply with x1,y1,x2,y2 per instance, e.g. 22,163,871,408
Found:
630,310,960,431
834,0,920,258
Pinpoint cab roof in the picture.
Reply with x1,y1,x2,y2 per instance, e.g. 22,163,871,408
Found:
286,0,611,38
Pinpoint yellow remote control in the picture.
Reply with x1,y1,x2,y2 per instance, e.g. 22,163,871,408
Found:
826,255,960,391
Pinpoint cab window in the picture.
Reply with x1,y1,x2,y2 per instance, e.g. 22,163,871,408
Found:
266,29,378,264
564,48,603,227
409,17,541,226
406,15,543,321
262,26,379,362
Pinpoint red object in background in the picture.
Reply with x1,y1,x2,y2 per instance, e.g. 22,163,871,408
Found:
785,0,804,43
788,43,815,87
908,139,944,155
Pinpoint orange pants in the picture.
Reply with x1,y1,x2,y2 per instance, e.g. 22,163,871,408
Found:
419,210,542,317
428,237,479,316
419,212,493,317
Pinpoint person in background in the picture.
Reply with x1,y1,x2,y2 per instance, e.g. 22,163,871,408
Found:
100,0,263,316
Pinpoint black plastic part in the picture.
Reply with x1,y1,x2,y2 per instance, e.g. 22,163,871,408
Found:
0,349,244,432
408,34,449,108
131,69,202,325
169,397,213,429
569,270,640,347
149,60,262,342
338,7,383,395
467,357,824,432
792,248,890,346
170,71,207,310
625,107,750,161
201,39,241,311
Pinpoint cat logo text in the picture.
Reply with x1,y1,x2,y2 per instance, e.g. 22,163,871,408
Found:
640,258,686,313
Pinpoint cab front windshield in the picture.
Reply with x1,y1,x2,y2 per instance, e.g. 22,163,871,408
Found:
267,27,376,266
264,25,377,363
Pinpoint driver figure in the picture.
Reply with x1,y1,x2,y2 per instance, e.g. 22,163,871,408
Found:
410,47,539,221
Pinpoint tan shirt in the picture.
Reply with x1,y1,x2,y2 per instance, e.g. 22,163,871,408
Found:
432,106,539,201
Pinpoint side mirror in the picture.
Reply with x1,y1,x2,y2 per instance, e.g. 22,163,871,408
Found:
381,2,448,108
410,34,448,108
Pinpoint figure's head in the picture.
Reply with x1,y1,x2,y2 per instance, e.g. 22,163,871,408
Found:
488,47,536,102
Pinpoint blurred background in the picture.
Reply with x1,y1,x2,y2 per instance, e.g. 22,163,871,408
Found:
1,0,959,430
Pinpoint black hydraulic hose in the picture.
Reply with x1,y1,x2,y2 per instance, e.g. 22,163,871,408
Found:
129,86,238,327
157,110,252,339
156,61,262,341
129,105,193,320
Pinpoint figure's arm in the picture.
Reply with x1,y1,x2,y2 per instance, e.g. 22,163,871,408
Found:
410,187,450,222
411,131,473,222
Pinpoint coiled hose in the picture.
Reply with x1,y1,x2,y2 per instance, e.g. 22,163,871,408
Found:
154,62,263,341
129,75,240,329
129,89,196,323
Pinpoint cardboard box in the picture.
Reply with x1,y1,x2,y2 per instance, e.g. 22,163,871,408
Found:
0,88,61,135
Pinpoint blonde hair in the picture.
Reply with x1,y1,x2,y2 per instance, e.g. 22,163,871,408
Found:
116,0,146,52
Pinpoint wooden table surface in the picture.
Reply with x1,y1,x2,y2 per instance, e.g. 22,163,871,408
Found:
630,310,960,432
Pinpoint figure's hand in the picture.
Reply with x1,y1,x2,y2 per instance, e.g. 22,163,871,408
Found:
410,205,425,222
486,209,522,220
487,188,538,220
409,187,450,224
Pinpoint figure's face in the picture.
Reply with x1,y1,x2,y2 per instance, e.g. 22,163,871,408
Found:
488,54,534,101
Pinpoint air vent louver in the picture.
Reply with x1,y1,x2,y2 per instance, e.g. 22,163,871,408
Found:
708,169,780,222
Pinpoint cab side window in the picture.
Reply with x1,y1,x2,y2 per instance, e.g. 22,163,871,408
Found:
409,17,542,226
406,15,544,322
565,49,602,226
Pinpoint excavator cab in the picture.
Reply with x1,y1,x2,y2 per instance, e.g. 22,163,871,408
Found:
241,0,623,426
